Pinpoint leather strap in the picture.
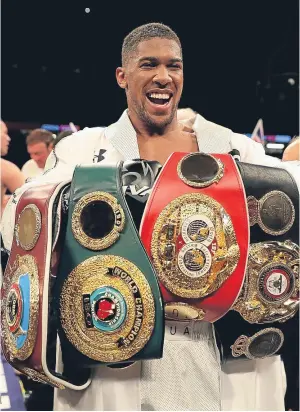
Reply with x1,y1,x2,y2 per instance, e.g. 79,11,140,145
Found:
55,162,164,367
1,182,91,390
140,152,249,322
215,162,299,360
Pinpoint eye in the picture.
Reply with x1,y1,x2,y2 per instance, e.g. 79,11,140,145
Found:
140,62,155,68
168,63,182,69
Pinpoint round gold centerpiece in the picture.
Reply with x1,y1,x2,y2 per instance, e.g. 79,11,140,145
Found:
151,193,239,298
72,192,125,250
60,255,155,363
1,255,39,361
16,205,41,251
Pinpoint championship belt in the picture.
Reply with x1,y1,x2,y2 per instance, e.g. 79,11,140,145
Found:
215,162,299,360
1,182,91,390
140,152,249,322
55,161,164,368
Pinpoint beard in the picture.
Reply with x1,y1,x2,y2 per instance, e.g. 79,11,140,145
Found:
131,97,178,135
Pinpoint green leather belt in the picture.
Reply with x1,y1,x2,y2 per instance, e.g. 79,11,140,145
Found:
55,162,164,367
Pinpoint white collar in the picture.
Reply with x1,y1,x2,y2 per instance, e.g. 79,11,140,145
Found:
105,110,232,159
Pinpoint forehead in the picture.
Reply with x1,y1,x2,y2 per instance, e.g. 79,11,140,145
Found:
133,38,182,61
28,141,47,151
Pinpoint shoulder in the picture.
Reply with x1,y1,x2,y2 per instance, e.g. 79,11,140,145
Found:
1,158,22,175
55,127,105,151
52,127,106,163
229,132,266,163
55,127,106,154
21,159,38,171
1,159,25,189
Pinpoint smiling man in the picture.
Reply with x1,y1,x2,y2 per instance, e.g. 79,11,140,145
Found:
116,29,198,166
1,23,299,411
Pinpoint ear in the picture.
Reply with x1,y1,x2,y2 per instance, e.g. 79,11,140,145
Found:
116,67,127,89
48,142,54,151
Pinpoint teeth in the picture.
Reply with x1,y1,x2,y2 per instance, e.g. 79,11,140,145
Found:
149,93,170,100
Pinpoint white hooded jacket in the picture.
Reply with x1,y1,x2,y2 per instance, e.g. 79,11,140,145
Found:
1,111,298,411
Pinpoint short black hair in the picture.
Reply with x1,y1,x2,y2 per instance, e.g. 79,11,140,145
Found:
122,22,182,67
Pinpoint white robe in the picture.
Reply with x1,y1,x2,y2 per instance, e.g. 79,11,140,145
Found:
1,111,298,411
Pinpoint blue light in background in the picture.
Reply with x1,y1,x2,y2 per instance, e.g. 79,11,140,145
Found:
245,133,291,143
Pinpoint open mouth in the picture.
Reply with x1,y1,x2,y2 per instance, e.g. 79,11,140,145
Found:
146,92,173,106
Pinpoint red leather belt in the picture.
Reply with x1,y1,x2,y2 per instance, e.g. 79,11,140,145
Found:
140,152,249,322
1,181,90,390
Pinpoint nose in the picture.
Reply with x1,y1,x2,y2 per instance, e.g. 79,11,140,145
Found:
6,134,11,143
153,65,172,86
31,154,39,162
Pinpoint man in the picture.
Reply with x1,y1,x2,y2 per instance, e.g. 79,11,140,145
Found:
282,135,300,161
21,128,54,179
0,120,25,216
1,23,299,411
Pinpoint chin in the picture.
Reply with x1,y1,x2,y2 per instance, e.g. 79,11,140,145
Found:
148,110,174,125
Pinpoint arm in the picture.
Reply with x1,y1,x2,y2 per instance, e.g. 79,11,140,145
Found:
1,159,25,194
0,127,103,251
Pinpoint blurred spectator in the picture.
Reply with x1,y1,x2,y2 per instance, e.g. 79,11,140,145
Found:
53,130,73,148
22,129,54,179
1,120,25,215
282,135,300,161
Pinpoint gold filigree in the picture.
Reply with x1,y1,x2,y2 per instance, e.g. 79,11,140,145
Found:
60,255,155,363
15,204,41,251
72,191,125,250
1,255,39,361
233,241,299,323
151,193,240,298
21,367,65,389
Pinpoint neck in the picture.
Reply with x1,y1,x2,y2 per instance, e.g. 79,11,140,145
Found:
127,109,180,138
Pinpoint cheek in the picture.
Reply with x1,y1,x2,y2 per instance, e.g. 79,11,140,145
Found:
175,75,183,91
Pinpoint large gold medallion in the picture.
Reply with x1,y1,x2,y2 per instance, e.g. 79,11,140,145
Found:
72,192,125,251
233,240,299,323
60,255,155,363
15,204,41,251
247,191,295,236
1,255,39,361
151,193,240,298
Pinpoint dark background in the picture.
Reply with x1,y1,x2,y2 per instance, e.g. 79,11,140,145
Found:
1,1,299,144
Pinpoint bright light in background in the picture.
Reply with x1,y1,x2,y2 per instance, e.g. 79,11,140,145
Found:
85,8,90,13
287,78,295,86
266,143,285,150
